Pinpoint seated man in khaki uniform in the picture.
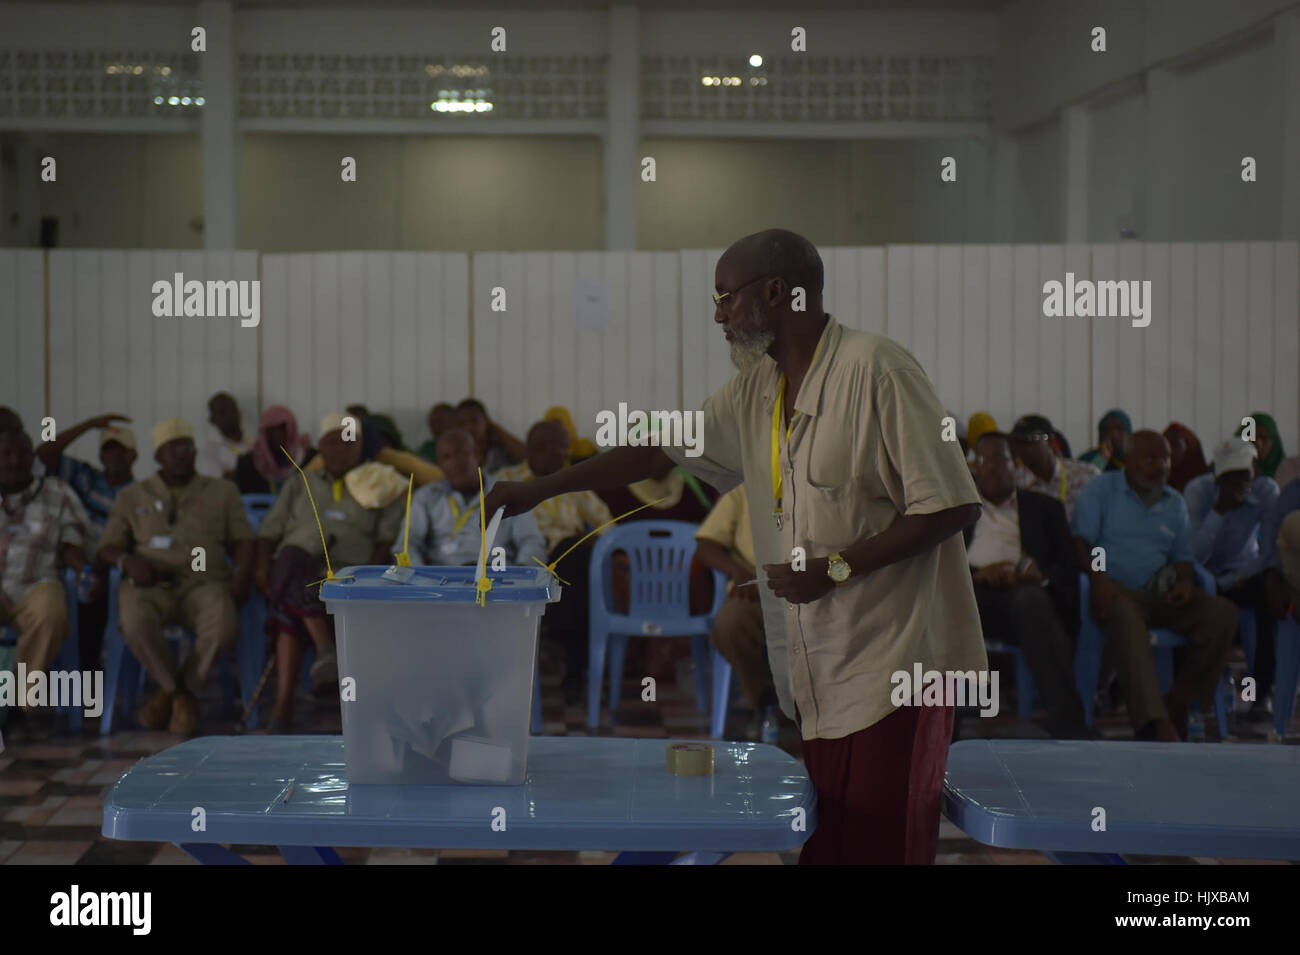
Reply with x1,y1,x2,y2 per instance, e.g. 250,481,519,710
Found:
694,485,776,738
98,417,254,736
1,426,90,726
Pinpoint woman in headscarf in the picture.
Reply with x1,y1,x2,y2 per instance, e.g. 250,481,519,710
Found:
1079,409,1131,472
544,405,599,463
1163,422,1210,492
1239,412,1297,486
233,405,314,495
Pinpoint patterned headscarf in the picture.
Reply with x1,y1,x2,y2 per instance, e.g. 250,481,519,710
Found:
252,405,310,481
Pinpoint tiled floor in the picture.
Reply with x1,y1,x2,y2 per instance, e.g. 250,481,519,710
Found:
0,648,1295,865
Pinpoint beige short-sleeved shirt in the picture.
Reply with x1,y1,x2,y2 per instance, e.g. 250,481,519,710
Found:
257,469,405,568
665,316,987,740
695,486,756,569
99,474,253,583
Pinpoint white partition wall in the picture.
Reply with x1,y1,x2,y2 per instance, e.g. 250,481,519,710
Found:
7,241,1297,467
0,250,46,435
260,252,470,451
42,250,259,479
471,251,680,445
1090,241,1300,452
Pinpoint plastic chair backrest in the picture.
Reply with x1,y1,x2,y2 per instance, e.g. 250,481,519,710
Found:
589,520,702,620
242,493,277,532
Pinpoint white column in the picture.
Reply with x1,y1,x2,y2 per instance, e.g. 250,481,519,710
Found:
14,133,40,247
990,133,1018,242
199,0,237,249
604,5,639,251
1062,104,1089,243
1141,68,1177,242
1277,11,1300,240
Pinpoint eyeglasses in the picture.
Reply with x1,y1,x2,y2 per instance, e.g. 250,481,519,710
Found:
1012,432,1051,443
712,275,776,308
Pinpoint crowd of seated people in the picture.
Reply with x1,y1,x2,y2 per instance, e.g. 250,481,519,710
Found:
962,408,1300,742
5,395,1300,746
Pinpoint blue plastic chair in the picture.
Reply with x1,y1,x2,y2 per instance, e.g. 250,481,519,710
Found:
241,493,277,533
1274,617,1300,738
1076,568,1230,736
983,641,1036,721
0,568,83,730
1240,606,1300,738
586,522,727,729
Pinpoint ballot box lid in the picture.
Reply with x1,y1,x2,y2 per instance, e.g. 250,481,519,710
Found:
321,565,559,603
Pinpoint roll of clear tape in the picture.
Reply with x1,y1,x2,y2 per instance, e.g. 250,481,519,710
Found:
666,742,714,776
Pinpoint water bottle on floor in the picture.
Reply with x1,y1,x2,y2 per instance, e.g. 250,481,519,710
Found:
760,705,778,744
1187,703,1205,742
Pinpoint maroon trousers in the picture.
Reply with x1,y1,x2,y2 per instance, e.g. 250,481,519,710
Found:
799,703,955,865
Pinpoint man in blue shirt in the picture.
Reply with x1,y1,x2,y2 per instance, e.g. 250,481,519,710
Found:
1184,437,1280,722
1072,430,1237,741
35,414,137,670
407,429,545,568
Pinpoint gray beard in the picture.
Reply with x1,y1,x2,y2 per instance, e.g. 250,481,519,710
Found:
729,329,775,373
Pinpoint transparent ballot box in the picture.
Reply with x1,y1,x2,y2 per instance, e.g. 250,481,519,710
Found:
322,565,559,785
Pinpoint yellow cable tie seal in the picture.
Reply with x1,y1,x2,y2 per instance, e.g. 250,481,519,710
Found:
531,495,670,587
476,466,492,607
283,444,336,585
395,473,414,567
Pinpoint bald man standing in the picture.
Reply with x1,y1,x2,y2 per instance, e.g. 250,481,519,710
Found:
488,229,986,864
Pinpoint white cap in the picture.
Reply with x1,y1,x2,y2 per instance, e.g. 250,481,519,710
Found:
1212,437,1257,476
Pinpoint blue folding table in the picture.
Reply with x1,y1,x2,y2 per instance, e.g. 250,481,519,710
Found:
101,735,814,864
943,739,1300,864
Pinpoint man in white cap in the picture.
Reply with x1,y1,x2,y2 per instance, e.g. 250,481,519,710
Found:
35,413,138,669
97,417,254,736
1184,435,1280,725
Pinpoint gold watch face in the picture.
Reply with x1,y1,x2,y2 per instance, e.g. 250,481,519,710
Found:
829,557,851,582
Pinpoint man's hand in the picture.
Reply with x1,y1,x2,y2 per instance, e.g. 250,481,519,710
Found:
1165,578,1195,608
1090,574,1121,623
85,569,106,603
732,574,760,603
1016,557,1044,586
120,554,156,587
1098,437,1113,461
974,561,1018,589
89,413,132,429
763,558,834,605
482,480,541,520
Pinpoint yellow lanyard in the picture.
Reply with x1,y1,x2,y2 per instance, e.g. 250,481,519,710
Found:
1057,462,1068,503
769,329,827,529
448,494,480,534
331,479,343,503
771,379,798,527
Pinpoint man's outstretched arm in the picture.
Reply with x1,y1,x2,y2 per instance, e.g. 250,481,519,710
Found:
483,445,672,517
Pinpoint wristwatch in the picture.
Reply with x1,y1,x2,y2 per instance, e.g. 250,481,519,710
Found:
827,552,852,585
